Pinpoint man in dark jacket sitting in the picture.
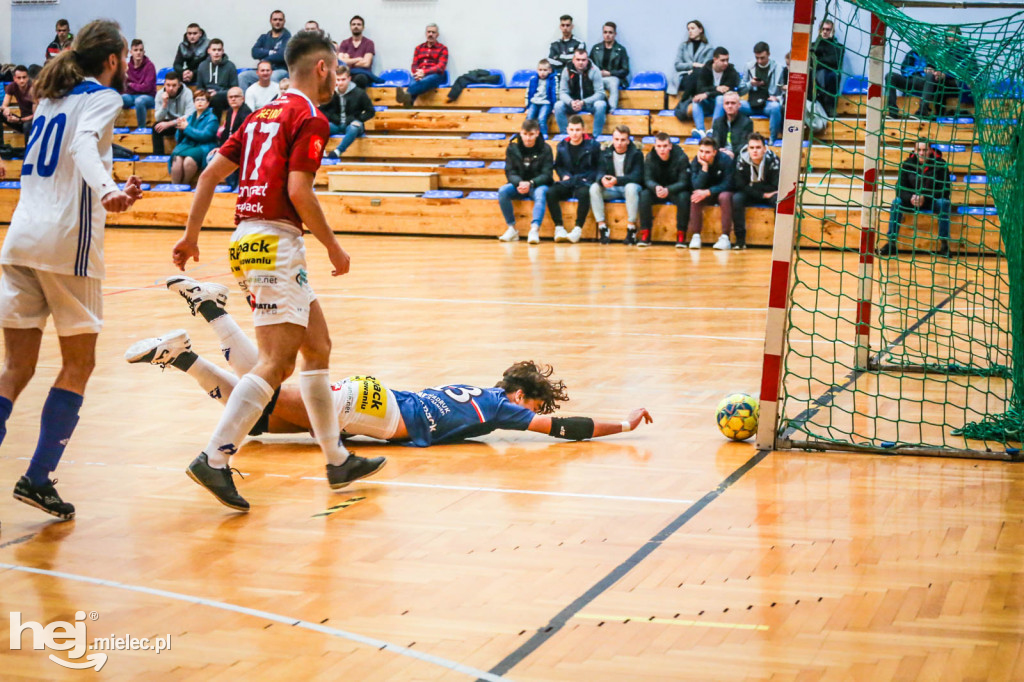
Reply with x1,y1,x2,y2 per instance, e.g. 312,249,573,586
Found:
731,133,780,249
548,115,601,243
877,139,953,257
590,125,643,244
711,91,753,158
812,19,844,117
497,119,554,244
677,47,741,134
196,39,238,117
589,22,630,110
639,132,691,248
687,137,736,250
323,65,376,159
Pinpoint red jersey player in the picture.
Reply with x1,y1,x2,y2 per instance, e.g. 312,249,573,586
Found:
171,30,385,512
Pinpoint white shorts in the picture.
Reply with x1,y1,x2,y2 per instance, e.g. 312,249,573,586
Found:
331,376,401,440
229,221,316,327
0,265,103,335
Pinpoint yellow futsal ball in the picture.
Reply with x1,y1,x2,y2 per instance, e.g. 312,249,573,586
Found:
716,393,760,441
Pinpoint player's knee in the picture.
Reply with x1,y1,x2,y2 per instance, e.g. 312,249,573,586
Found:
4,361,35,389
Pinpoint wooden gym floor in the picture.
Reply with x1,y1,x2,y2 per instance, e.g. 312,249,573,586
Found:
2,228,1023,680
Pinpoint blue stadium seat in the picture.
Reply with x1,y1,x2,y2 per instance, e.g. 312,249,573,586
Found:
422,189,463,199
626,71,667,91
214,185,235,193
957,206,998,215
987,78,1024,99
937,116,974,125
641,135,680,144
439,71,451,87
467,132,507,140
488,107,525,114
467,69,506,88
467,191,499,200
132,127,152,134
509,70,534,88
377,69,411,87
140,155,170,163
152,183,193,192
117,182,151,190
842,76,869,95
445,160,485,168
0,181,22,189
488,161,506,169
112,127,130,134
156,67,173,85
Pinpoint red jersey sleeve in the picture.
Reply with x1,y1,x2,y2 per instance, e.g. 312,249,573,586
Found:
218,113,252,166
288,114,330,174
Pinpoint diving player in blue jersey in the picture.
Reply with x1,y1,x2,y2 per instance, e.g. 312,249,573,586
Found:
125,277,653,446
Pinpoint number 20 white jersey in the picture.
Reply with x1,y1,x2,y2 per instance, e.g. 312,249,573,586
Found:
0,77,122,279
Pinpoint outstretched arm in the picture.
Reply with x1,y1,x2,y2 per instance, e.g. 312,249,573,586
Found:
527,407,652,440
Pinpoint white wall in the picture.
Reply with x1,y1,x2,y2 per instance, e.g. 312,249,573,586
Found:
134,0,586,78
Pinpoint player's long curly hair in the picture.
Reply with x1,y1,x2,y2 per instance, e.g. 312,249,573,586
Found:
34,20,124,101
496,361,569,415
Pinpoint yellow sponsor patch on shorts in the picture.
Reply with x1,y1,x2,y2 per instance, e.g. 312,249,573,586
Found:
349,375,387,418
229,234,279,278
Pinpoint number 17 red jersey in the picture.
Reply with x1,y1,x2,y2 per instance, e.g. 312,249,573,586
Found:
218,89,330,233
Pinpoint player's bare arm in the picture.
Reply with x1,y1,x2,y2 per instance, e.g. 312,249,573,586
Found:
527,407,653,440
172,153,238,270
287,169,350,276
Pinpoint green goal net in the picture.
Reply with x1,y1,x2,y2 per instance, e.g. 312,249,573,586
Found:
776,0,1023,456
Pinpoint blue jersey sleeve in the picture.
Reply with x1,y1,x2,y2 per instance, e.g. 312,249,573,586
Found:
490,394,536,431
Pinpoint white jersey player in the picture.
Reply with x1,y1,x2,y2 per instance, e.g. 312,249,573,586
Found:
0,20,142,521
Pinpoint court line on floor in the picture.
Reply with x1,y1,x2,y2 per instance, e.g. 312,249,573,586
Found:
780,282,969,440
485,448,769,678
575,613,769,631
1,457,694,506
0,562,509,682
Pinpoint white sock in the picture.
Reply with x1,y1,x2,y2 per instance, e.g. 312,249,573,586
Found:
204,373,274,468
210,314,258,376
184,355,237,404
298,369,349,466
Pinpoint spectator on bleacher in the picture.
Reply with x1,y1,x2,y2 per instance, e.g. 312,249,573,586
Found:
196,39,238,118
740,42,784,143
525,59,556,138
687,136,735,250
395,24,448,107
674,20,713,100
548,15,585,74
548,114,601,243
497,118,554,244
710,91,753,158
44,19,73,62
238,10,291,91
151,70,195,155
323,65,375,159
780,51,791,110
1,66,34,144
877,139,953,257
169,91,219,185
920,27,977,118
173,23,209,86
211,87,250,189
123,39,156,129
589,22,629,110
886,49,931,119
555,49,607,137
244,61,281,111
677,47,740,135
811,19,844,118
305,21,338,51
590,125,642,245
731,132,779,250
338,15,380,89
640,132,692,248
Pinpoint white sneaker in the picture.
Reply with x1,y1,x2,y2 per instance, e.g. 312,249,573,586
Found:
124,329,192,367
498,226,520,242
166,276,229,317
688,233,702,249
567,226,582,243
713,234,733,250
527,227,541,244
553,226,570,243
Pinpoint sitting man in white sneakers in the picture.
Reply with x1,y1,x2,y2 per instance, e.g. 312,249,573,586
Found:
497,118,553,244
546,114,601,243
686,136,736,250
590,124,643,245
127,277,653,446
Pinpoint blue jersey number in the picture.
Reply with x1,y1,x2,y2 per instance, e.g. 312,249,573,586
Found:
431,385,483,403
22,113,67,178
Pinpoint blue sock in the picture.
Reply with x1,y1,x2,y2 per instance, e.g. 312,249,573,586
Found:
25,388,83,487
0,395,12,447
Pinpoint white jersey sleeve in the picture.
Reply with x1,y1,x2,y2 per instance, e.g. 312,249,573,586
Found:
0,78,123,279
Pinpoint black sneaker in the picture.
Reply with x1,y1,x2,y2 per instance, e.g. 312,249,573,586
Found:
933,241,951,258
734,240,748,250
395,87,413,108
326,455,387,490
13,476,75,520
623,227,637,246
186,454,249,511
598,226,611,244
877,240,898,256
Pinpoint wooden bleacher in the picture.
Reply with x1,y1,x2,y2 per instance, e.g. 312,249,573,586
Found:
0,82,996,248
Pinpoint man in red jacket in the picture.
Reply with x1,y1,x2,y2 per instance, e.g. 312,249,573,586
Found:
123,39,157,129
